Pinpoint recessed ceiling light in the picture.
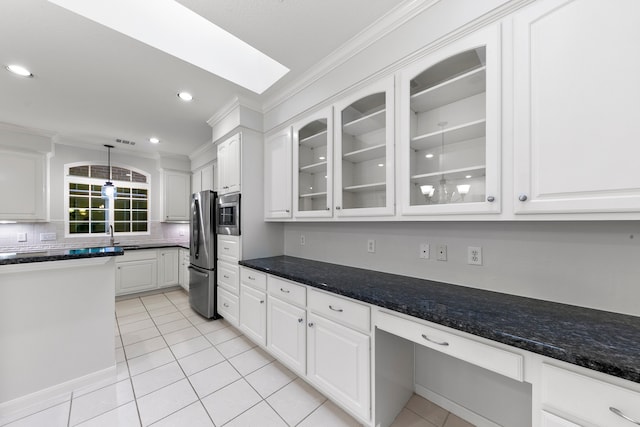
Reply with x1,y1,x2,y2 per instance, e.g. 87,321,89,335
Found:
465,175,472,179
149,137,160,144
319,156,326,160
177,92,193,102
377,163,384,167
47,0,289,93
425,153,434,159
6,64,33,77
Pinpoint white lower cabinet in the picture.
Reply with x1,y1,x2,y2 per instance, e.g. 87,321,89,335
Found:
178,248,189,291
541,411,580,427
307,312,370,421
267,296,306,375
217,287,239,327
158,249,179,288
115,251,158,295
239,283,267,346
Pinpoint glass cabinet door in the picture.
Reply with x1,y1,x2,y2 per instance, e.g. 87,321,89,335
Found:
334,77,395,217
293,107,333,217
400,26,500,215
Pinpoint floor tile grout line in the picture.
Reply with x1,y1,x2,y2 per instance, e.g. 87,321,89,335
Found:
292,395,329,427
122,296,148,427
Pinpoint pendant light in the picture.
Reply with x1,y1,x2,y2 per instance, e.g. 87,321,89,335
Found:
436,121,449,204
101,144,115,199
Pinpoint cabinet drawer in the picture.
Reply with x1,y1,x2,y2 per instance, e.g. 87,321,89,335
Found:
217,287,239,327
377,310,523,381
542,364,640,427
268,276,306,307
240,267,267,291
308,289,370,332
117,249,157,262
217,235,239,263
217,261,239,294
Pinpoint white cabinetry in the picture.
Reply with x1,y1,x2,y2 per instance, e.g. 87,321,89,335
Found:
0,149,47,221
192,162,215,193
115,250,158,295
239,268,267,346
513,0,640,214
293,107,333,218
541,411,580,427
541,363,640,427
178,248,189,291
158,248,179,288
264,129,292,219
267,276,307,375
307,290,370,421
217,134,241,194
217,235,240,326
399,25,501,215
334,77,395,217
162,170,190,222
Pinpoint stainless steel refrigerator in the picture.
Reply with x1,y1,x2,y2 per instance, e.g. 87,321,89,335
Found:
188,190,219,318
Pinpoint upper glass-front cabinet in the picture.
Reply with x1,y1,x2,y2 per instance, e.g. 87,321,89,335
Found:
293,107,333,218
400,25,500,215
334,77,395,217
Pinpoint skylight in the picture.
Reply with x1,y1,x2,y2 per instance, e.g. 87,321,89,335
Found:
47,0,289,94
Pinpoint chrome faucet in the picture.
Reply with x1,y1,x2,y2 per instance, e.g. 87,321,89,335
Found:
109,225,117,246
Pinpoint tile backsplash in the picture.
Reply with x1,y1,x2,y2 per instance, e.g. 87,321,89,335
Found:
0,221,189,252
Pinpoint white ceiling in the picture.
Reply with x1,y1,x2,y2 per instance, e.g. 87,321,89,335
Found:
0,0,406,157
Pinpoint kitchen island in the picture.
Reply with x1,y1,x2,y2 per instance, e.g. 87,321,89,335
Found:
0,247,123,412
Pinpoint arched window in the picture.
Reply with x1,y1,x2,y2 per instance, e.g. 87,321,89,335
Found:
65,163,150,236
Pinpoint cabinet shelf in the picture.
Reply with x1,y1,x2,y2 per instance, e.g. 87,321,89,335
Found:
299,130,328,149
343,182,386,193
299,191,327,199
299,161,327,174
411,66,486,113
411,119,486,150
411,165,486,183
343,108,385,136
343,144,386,163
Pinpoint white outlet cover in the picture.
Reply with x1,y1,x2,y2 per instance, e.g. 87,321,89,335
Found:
419,243,429,259
436,244,447,261
300,235,306,246
17,232,27,242
367,239,375,253
468,246,483,265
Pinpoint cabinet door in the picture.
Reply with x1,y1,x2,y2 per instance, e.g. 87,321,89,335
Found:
541,411,581,427
116,259,158,295
218,287,239,327
399,25,501,216
158,249,179,287
218,134,241,194
178,249,189,291
513,0,640,214
217,140,228,193
200,163,215,192
264,129,292,219
0,149,47,221
307,313,370,420
163,171,190,221
239,284,267,346
293,107,334,218
191,171,202,194
334,77,395,217
267,297,306,375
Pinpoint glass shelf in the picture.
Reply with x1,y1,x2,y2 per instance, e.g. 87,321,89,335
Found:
299,130,328,149
411,66,486,113
343,144,386,163
342,108,386,136
343,182,386,193
299,161,327,174
411,119,486,150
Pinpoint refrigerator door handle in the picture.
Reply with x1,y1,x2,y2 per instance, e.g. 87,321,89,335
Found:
188,266,209,278
193,198,201,259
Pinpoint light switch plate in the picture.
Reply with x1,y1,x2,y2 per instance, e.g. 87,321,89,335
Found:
17,232,27,242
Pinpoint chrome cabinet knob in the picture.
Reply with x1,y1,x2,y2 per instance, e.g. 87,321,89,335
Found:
285,209,290,213
487,196,495,202
335,206,341,210
308,322,314,327
518,194,528,202
298,318,303,323
326,207,330,210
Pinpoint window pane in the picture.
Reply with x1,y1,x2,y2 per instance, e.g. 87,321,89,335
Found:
69,183,90,195
117,187,131,196
114,222,130,232
69,223,90,234
132,211,147,221
132,222,148,232
69,209,89,221
69,166,89,177
70,196,90,209
132,200,147,209
91,210,106,221
132,171,147,183
91,222,106,234
114,211,130,221
111,167,130,182
132,188,147,197
91,198,106,209
114,199,130,209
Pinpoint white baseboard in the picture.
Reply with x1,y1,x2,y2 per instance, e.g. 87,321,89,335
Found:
414,384,501,427
0,365,117,424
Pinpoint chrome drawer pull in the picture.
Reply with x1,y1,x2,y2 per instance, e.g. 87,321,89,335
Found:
610,407,640,425
280,288,290,293
329,305,343,312
223,303,229,308
421,334,449,346
248,276,255,280
223,275,230,279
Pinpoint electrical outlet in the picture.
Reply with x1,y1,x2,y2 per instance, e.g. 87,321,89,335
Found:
468,246,483,265
17,232,27,242
367,239,376,253
436,244,447,261
300,235,306,246
419,243,429,259
40,232,57,241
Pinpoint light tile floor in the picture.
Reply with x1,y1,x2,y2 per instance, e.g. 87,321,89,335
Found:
1,290,474,427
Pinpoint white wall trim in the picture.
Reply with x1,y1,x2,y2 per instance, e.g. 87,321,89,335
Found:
206,95,262,128
414,384,501,427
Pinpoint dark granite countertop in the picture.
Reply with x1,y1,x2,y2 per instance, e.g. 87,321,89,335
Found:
239,255,640,384
118,243,189,251
0,246,124,265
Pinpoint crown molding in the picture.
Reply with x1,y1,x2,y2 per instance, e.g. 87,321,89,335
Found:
206,95,262,128
0,121,56,138
262,0,440,114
